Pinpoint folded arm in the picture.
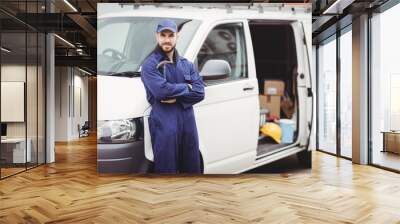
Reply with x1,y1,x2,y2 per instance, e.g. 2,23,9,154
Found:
141,61,189,101
178,63,205,109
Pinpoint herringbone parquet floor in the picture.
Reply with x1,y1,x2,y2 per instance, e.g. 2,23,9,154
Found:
1,135,400,223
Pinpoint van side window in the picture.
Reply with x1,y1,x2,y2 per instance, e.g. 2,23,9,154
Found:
197,22,248,84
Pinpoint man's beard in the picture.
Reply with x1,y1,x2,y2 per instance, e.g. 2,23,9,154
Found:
158,43,175,53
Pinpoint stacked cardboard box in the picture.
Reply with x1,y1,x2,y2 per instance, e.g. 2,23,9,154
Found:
384,132,400,154
259,80,285,118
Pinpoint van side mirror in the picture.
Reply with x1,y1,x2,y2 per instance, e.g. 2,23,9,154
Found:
200,59,231,81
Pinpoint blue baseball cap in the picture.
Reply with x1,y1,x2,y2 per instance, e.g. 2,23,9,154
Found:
156,19,177,33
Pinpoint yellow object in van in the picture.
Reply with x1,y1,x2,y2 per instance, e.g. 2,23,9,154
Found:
260,122,282,144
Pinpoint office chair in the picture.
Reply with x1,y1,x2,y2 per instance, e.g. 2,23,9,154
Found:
79,121,90,138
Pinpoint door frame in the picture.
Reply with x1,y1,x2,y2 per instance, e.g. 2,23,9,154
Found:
247,19,308,159
186,19,259,173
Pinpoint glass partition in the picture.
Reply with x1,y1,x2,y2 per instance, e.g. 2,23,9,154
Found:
370,3,400,171
1,29,28,178
339,28,352,158
0,1,46,179
317,36,337,155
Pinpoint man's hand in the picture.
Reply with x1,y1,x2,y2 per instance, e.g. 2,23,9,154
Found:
161,98,177,104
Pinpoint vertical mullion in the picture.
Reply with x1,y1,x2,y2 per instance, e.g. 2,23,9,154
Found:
336,30,341,157
69,69,71,118
316,45,320,151
25,0,28,171
36,0,39,167
60,66,61,117
367,11,373,165
44,0,47,164
73,68,74,118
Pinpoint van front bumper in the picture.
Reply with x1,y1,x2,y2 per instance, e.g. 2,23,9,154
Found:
97,140,152,173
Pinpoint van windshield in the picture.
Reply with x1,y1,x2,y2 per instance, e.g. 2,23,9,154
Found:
98,17,201,76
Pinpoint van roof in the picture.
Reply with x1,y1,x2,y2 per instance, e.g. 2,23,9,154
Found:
99,4,311,22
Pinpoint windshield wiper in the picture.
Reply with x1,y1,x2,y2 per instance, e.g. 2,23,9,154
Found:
110,71,141,78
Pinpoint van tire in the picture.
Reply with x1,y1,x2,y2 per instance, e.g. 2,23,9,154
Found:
297,150,311,168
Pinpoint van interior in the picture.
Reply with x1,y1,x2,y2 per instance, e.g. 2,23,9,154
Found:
248,20,299,157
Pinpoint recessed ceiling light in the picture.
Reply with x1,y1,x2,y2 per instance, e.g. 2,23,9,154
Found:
54,34,75,48
1,47,11,53
78,67,92,76
63,0,78,12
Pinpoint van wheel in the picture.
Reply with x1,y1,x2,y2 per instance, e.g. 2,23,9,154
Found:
297,150,312,168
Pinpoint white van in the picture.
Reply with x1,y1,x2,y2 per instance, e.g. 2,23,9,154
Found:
97,4,313,174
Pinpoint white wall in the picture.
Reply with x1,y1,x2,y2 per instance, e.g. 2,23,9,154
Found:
55,66,68,141
72,72,89,138
1,64,40,138
1,63,46,165
54,67,89,141
1,65,26,140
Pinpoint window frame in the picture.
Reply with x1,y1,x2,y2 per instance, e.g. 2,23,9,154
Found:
315,24,353,161
192,20,249,86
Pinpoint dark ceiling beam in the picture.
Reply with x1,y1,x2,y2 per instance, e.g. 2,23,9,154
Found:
55,0,96,45
86,0,97,12
0,8,37,31
55,55,96,69
66,13,96,42
312,0,391,44
55,47,96,56
312,0,354,36
312,15,335,33
312,14,352,45
12,13,81,32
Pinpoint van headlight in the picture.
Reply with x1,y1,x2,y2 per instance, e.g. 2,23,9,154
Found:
97,118,143,144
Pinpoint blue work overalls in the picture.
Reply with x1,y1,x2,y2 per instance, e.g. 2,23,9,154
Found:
140,46,205,174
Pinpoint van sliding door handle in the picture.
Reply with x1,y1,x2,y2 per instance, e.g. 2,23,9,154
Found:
243,86,254,91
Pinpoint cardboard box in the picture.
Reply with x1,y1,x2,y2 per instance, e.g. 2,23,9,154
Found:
266,95,281,118
385,132,400,154
264,80,285,96
259,95,268,109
